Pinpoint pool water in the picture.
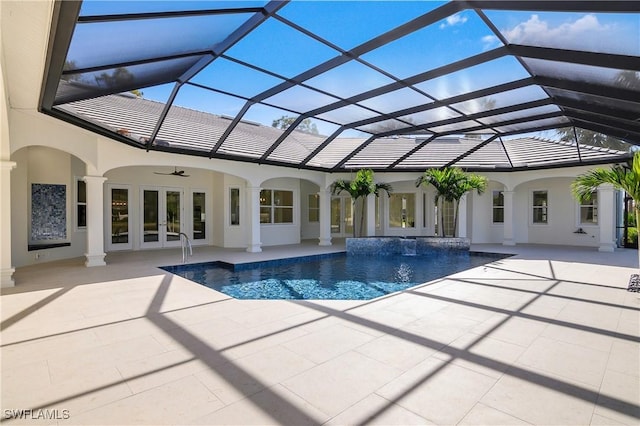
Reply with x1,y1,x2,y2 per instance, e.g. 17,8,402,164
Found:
161,252,503,300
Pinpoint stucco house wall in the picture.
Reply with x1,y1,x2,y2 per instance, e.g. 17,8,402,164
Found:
469,171,611,247
467,180,506,244
6,108,616,270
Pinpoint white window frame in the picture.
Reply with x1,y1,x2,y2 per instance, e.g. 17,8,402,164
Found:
308,193,319,223
229,187,241,226
577,190,598,226
260,188,294,225
531,190,549,225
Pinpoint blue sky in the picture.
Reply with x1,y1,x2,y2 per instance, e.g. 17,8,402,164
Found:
70,1,639,139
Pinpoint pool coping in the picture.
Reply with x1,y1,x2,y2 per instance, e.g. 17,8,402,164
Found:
160,250,513,273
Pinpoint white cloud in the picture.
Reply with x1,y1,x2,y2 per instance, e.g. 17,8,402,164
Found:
482,35,501,51
500,14,627,54
439,13,468,29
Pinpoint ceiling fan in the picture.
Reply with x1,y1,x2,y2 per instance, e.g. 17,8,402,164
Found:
153,167,190,177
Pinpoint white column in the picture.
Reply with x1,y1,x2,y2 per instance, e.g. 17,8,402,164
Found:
83,175,107,267
1,161,16,287
246,186,262,253
457,194,468,238
598,183,616,252
366,194,376,237
318,188,332,246
503,190,515,246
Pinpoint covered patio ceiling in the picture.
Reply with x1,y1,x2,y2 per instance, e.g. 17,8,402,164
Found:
40,0,640,172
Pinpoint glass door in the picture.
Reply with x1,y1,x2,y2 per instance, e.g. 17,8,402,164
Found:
107,185,132,251
331,197,341,234
331,196,353,237
142,189,160,246
165,190,182,243
345,199,353,236
141,187,183,249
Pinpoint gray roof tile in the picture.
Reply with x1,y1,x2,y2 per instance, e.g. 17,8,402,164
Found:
57,93,631,170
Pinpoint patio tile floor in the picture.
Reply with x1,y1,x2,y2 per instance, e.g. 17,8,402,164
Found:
1,242,639,425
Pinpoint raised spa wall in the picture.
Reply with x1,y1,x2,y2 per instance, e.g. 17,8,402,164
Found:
346,237,471,256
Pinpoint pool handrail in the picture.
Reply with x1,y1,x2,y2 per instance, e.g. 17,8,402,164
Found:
179,232,192,263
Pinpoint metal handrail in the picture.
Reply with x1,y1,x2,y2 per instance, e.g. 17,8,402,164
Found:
179,232,192,263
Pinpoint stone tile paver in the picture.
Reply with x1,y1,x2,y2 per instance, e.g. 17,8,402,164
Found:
2,243,639,425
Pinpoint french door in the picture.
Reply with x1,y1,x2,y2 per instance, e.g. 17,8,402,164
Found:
107,184,132,251
331,196,353,237
141,187,183,249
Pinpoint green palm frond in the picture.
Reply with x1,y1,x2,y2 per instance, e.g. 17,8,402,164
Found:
330,169,392,237
417,166,488,237
373,182,393,197
330,179,355,197
331,169,393,201
417,167,487,202
573,151,640,272
572,151,640,206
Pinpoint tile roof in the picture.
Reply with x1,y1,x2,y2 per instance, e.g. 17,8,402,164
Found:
58,92,630,171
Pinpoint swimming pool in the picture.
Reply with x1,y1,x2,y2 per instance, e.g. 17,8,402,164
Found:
161,252,504,300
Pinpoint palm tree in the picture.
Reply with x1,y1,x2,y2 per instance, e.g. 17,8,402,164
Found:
416,168,458,236
331,169,392,237
416,167,487,237
449,172,488,236
572,151,640,272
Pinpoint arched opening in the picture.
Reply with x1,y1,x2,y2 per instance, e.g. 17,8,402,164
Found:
10,145,91,267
